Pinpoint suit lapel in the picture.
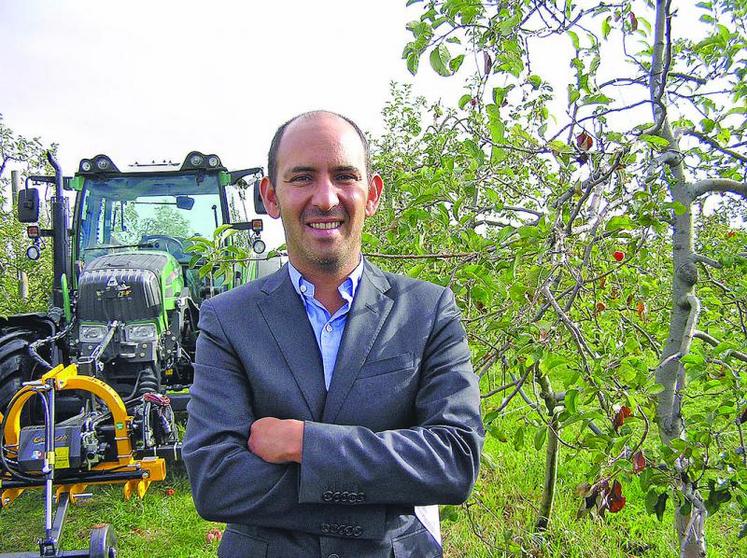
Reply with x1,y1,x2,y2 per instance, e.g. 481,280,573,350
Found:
322,261,393,423
257,266,326,421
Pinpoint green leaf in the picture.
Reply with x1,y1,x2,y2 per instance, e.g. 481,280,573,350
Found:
549,140,573,154
655,492,669,522
449,54,465,73
602,16,612,39
429,44,452,76
639,467,653,492
581,93,613,105
639,134,670,150
491,85,513,106
458,94,473,110
672,201,687,216
527,74,542,89
645,489,660,514
534,426,547,450
565,389,579,414
605,215,636,232
649,383,666,395
568,85,580,105
406,53,420,75
568,29,580,49
513,425,525,450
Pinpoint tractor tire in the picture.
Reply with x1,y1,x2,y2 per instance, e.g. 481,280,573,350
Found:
89,524,118,558
0,328,39,415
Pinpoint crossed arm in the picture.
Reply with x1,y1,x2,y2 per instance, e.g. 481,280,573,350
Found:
183,290,483,537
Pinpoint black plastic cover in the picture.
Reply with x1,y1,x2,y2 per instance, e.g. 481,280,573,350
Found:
78,253,166,322
18,424,83,472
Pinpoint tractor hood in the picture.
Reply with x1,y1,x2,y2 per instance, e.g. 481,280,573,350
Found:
77,252,184,323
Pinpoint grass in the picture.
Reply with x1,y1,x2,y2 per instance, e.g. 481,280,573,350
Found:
1,427,743,557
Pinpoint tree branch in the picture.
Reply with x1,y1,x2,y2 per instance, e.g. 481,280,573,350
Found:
691,179,747,200
685,130,747,164
693,330,747,363
692,253,722,269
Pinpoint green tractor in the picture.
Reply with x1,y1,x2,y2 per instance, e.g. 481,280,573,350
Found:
0,151,274,557
1,150,273,413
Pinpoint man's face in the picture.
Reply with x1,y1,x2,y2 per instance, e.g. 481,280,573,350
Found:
260,114,383,277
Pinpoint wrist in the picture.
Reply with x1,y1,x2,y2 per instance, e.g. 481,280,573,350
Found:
290,419,305,463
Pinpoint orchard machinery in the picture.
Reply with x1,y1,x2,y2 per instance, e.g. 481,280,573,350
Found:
0,151,272,557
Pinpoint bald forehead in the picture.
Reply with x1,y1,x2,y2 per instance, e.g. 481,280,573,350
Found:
280,112,363,151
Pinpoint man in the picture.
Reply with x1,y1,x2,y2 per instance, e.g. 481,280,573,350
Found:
183,111,483,557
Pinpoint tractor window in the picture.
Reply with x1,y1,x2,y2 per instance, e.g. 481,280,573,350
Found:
77,173,223,264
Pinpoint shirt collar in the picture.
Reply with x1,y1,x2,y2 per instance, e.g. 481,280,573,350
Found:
287,258,364,303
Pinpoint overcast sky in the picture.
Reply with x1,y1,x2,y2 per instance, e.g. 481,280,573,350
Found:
0,0,466,174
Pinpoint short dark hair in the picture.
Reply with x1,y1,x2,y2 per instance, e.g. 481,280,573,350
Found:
267,110,371,185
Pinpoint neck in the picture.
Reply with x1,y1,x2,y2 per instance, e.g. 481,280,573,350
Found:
289,254,361,314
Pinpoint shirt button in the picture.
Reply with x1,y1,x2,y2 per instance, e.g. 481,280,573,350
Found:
325,324,332,333
299,284,307,293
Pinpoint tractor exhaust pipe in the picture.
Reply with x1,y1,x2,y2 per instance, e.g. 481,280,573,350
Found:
47,152,70,312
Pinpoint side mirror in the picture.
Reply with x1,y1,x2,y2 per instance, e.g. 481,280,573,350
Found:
228,167,267,215
18,188,40,223
176,195,195,210
253,179,267,215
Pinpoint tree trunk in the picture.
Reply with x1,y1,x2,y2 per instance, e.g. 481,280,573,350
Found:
650,1,707,555
536,409,559,531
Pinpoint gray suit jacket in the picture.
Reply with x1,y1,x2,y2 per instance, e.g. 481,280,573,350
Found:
183,261,484,557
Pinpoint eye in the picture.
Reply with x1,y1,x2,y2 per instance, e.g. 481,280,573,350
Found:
336,173,360,182
288,174,312,184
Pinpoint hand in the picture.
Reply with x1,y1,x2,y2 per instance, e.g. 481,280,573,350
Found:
248,417,304,464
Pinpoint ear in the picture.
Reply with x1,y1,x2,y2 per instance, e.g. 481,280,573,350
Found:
259,176,281,219
365,174,384,217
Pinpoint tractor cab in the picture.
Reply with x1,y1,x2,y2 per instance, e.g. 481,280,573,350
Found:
69,152,267,301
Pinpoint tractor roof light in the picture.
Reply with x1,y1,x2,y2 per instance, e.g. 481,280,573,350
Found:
78,154,120,175
181,151,224,171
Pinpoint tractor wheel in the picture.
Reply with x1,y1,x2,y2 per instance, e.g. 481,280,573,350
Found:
89,524,117,558
0,328,39,414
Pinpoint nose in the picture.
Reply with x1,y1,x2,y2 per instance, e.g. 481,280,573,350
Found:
311,175,340,212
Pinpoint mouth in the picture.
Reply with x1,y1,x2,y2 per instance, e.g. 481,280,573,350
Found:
307,221,343,230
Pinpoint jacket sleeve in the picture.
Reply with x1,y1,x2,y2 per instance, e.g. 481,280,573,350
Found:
182,300,387,539
298,287,484,506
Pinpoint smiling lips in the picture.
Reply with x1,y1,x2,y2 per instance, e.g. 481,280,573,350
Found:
308,221,342,230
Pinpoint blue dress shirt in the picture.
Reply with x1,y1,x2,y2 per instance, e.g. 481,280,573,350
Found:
287,260,364,390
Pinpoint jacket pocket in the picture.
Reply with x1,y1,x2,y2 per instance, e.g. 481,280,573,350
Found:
358,353,414,379
392,527,442,558
218,528,268,558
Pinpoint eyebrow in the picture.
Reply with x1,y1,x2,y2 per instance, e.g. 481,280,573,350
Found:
283,165,362,176
285,166,316,176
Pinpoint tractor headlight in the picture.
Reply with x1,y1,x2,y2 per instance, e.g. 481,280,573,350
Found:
80,160,93,172
126,323,157,342
207,155,220,167
79,325,108,342
189,154,204,167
